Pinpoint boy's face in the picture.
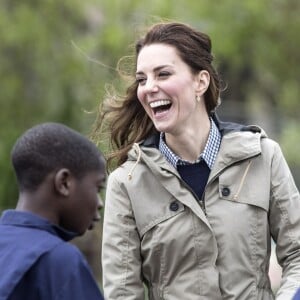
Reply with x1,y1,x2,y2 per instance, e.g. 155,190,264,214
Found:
60,169,106,235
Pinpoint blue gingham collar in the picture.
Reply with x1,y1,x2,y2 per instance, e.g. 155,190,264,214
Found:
159,118,221,169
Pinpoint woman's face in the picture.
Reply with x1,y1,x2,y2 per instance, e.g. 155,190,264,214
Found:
136,43,208,136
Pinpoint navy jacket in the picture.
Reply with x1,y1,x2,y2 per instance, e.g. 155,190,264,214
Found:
0,210,104,300
294,288,300,300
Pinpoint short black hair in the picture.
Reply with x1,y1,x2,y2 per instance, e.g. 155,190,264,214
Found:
11,122,105,191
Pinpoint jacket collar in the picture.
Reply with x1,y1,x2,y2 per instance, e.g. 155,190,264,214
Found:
133,113,266,174
208,120,266,183
141,113,266,148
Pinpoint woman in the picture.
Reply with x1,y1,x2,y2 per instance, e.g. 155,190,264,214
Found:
94,22,300,299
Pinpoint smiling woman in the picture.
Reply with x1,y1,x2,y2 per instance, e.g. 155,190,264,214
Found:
135,43,210,141
92,21,300,300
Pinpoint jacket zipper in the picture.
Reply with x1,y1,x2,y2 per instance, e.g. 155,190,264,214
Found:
178,179,207,215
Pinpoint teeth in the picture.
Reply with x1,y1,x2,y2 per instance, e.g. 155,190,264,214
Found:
150,100,171,108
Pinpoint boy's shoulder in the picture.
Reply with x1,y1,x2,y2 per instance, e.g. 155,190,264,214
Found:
42,241,86,267
31,241,94,290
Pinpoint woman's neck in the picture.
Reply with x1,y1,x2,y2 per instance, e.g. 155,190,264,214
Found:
165,115,211,162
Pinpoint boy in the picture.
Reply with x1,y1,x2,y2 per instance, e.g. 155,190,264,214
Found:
0,122,106,300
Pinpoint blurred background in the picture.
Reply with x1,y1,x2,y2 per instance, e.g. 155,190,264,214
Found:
0,0,299,293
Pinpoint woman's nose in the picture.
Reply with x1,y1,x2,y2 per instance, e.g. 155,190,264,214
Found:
144,78,159,93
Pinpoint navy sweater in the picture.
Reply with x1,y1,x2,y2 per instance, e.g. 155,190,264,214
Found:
177,160,210,200
0,210,104,300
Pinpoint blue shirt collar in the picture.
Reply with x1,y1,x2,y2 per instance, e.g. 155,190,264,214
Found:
159,118,221,169
0,210,79,241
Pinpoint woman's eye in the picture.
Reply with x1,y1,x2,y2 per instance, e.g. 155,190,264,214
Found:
136,77,146,85
159,71,170,77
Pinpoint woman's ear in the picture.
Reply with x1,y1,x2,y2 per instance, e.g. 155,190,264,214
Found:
195,70,210,96
54,168,72,196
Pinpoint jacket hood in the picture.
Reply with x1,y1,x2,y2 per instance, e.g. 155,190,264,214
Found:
213,114,267,138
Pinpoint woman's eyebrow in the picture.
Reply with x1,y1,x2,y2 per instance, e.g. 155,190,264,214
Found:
136,65,172,76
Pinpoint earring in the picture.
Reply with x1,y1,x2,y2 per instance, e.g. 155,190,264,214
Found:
196,95,201,102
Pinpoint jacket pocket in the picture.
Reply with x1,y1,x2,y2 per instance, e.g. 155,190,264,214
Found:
218,160,270,212
138,198,185,237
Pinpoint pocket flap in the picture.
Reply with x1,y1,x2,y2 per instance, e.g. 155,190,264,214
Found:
218,161,270,212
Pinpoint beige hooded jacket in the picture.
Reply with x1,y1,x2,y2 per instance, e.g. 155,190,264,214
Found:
102,121,300,300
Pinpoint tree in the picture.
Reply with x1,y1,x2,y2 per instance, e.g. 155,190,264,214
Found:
0,0,108,208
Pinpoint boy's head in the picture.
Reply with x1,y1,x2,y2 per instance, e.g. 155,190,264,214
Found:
11,122,106,235
11,122,105,191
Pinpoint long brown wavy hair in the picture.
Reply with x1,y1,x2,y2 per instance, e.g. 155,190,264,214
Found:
91,22,221,170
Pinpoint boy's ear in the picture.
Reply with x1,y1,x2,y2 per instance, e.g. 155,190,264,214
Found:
54,169,72,196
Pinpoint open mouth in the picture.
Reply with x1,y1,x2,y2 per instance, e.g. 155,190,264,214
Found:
150,100,172,115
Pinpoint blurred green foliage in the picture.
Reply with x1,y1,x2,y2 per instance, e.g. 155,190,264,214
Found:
0,0,299,210
0,0,106,207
